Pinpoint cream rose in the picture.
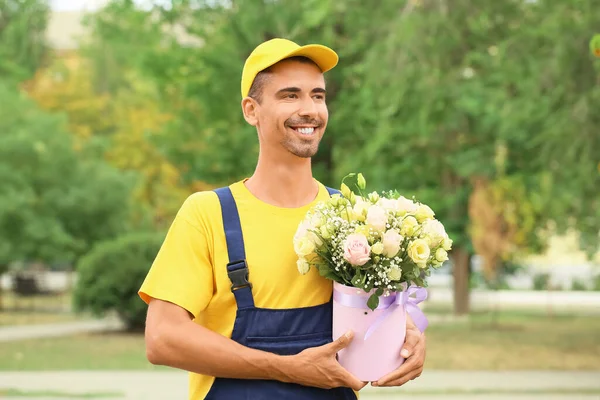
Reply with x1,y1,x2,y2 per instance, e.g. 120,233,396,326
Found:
366,205,387,232
294,236,315,257
371,242,384,255
352,198,370,222
397,196,418,214
297,258,310,275
407,238,430,266
435,248,449,263
382,229,403,258
400,216,419,236
422,219,447,247
442,237,453,251
415,204,435,222
294,220,322,247
320,224,332,239
387,266,402,281
310,212,326,229
343,233,371,266
378,198,399,213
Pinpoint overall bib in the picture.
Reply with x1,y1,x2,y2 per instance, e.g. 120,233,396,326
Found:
204,186,357,400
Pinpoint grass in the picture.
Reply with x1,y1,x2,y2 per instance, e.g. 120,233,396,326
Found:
0,290,91,326
2,291,73,312
0,331,163,371
424,307,600,370
0,311,85,326
0,309,599,371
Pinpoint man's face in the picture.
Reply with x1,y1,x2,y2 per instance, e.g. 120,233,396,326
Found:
252,59,328,158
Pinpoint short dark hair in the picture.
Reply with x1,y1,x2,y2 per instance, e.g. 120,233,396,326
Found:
247,56,320,103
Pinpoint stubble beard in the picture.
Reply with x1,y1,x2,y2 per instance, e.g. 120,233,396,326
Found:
282,117,324,158
281,133,321,158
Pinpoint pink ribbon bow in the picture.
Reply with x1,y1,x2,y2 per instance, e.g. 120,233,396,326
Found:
333,285,428,340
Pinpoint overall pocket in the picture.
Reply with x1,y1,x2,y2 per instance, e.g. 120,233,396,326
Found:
246,331,332,356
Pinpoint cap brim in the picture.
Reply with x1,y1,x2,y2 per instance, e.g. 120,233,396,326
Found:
283,44,339,73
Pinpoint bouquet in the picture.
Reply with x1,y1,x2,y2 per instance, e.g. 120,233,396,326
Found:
293,173,452,380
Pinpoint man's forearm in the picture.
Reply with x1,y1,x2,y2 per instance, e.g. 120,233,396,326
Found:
147,318,295,382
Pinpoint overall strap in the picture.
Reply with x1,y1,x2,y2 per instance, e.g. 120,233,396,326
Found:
326,186,341,196
214,187,255,309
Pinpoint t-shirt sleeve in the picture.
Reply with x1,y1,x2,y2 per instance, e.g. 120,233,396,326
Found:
138,194,214,318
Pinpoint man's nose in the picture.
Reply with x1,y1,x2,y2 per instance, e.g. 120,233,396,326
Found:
298,96,318,118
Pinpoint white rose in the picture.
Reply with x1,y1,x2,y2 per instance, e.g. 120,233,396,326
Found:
415,204,435,222
352,198,370,222
396,196,418,214
381,229,403,258
387,266,402,281
400,216,419,236
320,225,331,239
371,242,384,255
294,220,310,240
297,258,310,275
435,248,449,263
378,198,399,213
407,238,431,266
366,205,388,232
422,219,447,247
294,237,315,257
310,212,326,229
442,237,453,251
294,220,322,247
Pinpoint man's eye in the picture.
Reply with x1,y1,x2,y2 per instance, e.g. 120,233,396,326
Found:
287,93,298,98
314,95,325,100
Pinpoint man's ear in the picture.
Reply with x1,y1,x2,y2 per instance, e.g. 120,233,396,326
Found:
241,97,259,126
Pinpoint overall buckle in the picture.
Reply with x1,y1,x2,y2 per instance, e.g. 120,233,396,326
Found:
226,260,252,291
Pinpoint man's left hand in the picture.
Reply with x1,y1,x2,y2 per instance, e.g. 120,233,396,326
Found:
371,313,426,387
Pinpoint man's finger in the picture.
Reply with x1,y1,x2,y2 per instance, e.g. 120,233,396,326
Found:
400,327,421,358
339,368,367,392
329,330,354,353
378,368,422,387
374,358,413,386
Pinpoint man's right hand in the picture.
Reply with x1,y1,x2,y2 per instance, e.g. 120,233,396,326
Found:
282,330,367,392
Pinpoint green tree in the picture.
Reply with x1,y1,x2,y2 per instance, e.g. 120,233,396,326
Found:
0,82,138,270
0,0,50,82
73,231,165,331
334,0,600,314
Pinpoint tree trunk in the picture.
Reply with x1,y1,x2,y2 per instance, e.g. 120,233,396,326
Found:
452,246,471,315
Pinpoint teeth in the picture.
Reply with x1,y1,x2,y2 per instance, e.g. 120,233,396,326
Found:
296,127,315,135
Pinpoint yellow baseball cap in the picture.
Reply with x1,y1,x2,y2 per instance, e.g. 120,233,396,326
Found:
241,38,339,98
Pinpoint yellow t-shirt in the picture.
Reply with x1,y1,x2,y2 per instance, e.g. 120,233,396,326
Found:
139,179,334,399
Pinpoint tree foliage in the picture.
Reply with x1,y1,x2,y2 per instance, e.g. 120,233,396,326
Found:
0,82,136,270
73,231,165,331
0,0,50,82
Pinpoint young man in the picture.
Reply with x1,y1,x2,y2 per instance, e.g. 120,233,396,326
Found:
139,38,426,399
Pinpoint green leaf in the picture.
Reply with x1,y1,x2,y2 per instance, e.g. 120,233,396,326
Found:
367,292,379,311
351,269,363,287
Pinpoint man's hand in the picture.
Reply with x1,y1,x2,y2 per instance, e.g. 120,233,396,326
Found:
372,314,426,387
284,330,367,392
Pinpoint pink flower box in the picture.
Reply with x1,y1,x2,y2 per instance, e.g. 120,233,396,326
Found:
332,281,427,382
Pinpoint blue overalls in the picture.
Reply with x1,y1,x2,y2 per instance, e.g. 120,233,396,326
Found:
204,186,357,400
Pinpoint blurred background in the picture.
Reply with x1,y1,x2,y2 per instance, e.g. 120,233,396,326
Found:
0,0,599,399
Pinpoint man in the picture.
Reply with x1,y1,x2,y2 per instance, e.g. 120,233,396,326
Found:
139,38,426,399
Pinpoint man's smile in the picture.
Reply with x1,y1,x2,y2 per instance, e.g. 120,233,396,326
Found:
291,126,317,135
